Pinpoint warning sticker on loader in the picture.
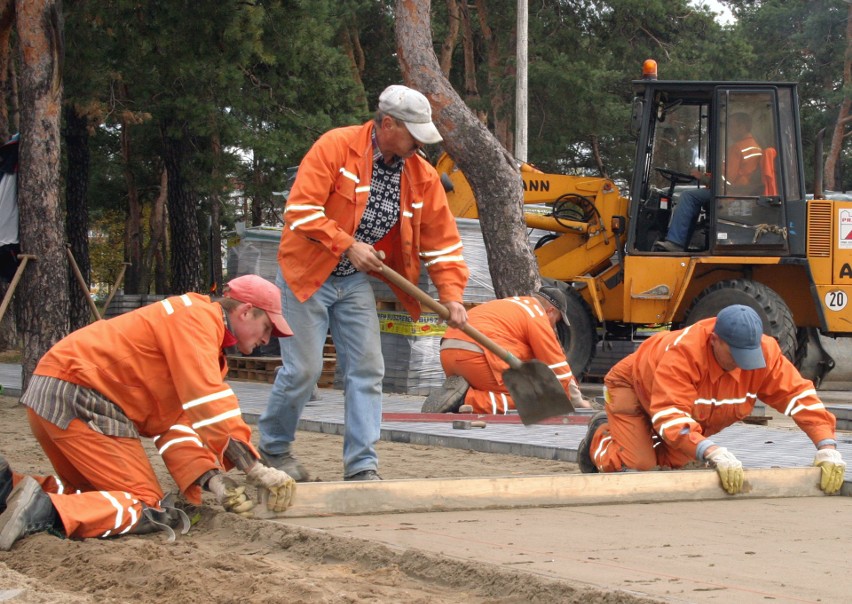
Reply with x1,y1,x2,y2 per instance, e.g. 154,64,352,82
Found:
839,209,852,249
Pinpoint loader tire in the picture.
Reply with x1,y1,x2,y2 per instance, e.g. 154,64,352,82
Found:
554,286,598,379
683,279,796,362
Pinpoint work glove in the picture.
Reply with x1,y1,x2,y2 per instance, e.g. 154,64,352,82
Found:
246,463,297,513
706,447,744,495
813,449,846,495
207,473,255,516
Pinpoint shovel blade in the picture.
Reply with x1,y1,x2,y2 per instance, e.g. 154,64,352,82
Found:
503,360,575,425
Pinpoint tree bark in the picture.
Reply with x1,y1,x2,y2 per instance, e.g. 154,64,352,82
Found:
439,0,460,77
395,0,538,297
16,0,67,387
160,120,201,294
63,103,91,331
209,128,222,295
824,1,852,191
120,92,142,294
474,0,513,152
0,0,14,141
140,166,167,294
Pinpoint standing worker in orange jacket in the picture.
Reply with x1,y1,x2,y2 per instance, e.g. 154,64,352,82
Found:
0,275,298,551
258,85,469,482
423,287,591,414
577,305,846,495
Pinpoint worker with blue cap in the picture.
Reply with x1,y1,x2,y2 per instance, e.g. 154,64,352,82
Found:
577,304,845,495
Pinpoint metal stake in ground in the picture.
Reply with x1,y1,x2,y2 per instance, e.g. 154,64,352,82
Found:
377,262,574,424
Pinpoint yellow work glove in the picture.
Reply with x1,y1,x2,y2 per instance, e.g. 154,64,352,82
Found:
247,463,297,513
813,449,846,495
705,447,744,495
207,473,255,516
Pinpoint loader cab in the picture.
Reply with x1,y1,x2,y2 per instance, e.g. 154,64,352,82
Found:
627,80,807,256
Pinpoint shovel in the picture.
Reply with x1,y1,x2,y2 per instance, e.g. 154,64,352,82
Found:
377,263,574,425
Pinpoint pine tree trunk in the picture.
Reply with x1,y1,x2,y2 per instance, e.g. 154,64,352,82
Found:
121,109,142,294
16,0,67,388
64,104,92,331
161,121,201,294
395,0,538,298
824,2,852,192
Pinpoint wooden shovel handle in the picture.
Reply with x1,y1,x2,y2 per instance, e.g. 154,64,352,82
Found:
378,263,522,370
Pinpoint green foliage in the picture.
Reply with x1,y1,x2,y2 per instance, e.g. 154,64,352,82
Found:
58,0,852,293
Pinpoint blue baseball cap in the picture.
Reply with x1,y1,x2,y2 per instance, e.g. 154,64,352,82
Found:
714,305,765,370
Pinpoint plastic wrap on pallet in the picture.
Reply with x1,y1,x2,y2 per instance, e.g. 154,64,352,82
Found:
103,294,167,318
369,218,551,305
226,226,282,282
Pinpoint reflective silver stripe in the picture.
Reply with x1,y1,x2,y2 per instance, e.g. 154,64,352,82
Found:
694,393,756,406
785,388,821,415
420,241,463,257
339,167,359,183
658,416,696,435
55,477,65,495
411,202,424,209
593,435,612,466
549,361,569,370
157,436,204,455
665,324,693,350
553,370,574,381
193,407,243,429
183,388,234,410
285,204,325,213
424,254,465,267
120,497,138,535
402,211,414,218
161,299,175,315
100,490,125,534
355,186,371,194
179,294,192,306
507,298,536,317
650,406,684,424
289,212,325,230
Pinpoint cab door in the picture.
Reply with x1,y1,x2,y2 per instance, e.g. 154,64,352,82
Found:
710,88,789,255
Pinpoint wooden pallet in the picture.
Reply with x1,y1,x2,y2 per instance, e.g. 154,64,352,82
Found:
227,333,338,386
227,356,282,384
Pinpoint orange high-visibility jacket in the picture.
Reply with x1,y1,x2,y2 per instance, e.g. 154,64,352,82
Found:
442,296,578,393
614,317,836,459
32,294,258,498
279,121,468,320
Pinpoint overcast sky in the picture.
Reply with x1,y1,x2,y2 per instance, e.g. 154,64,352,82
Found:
695,0,735,24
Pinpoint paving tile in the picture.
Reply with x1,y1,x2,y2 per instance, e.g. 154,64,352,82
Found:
1,364,849,480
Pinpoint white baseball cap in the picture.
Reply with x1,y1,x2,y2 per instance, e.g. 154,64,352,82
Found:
378,85,443,145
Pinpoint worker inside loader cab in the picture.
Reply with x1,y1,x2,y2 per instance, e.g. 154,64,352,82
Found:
655,112,762,252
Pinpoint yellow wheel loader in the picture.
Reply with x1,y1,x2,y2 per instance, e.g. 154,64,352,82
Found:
438,61,852,387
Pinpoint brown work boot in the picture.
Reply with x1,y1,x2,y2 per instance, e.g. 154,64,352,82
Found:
577,411,609,474
0,477,60,551
421,375,469,413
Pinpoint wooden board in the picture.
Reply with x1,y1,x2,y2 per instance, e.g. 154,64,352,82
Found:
257,467,828,519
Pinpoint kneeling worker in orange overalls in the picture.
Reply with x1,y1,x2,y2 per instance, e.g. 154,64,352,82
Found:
0,275,298,550
423,286,591,414
577,304,845,495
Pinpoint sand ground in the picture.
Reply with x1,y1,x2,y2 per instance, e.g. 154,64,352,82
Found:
0,395,662,604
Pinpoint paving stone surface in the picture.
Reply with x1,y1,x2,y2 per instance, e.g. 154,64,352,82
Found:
2,363,850,479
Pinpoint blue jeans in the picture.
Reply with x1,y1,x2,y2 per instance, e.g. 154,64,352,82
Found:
258,269,384,477
667,188,711,247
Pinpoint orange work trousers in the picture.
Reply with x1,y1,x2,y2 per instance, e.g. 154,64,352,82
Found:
440,348,515,414
591,374,695,472
15,408,167,539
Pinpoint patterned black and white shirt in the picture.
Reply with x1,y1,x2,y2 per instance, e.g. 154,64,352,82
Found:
333,131,402,277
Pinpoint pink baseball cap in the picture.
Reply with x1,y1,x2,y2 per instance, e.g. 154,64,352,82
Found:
224,275,293,338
